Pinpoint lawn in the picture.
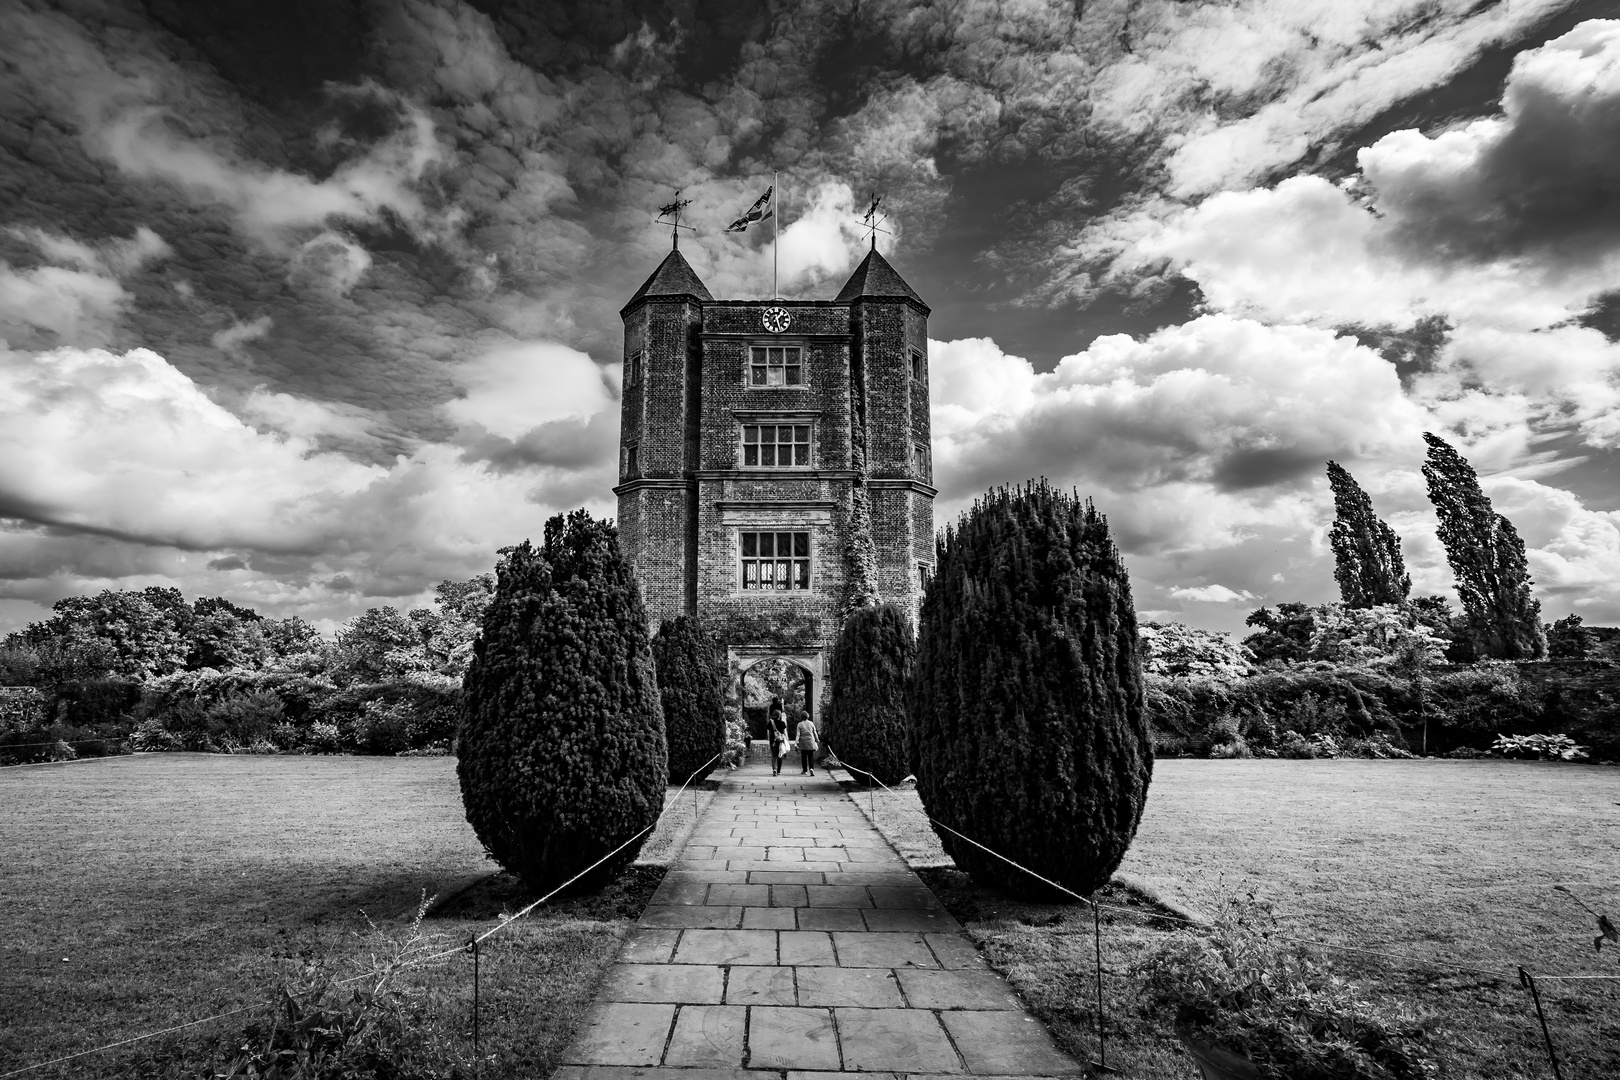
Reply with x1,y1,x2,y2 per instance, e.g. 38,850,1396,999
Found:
0,753,709,1078
844,758,1620,1079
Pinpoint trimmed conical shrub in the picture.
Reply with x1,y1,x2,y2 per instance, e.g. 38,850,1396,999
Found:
457,510,667,896
909,482,1151,900
652,616,727,783
827,602,915,786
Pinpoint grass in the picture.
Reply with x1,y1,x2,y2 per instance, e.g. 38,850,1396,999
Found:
0,753,709,1078
842,759,1620,1079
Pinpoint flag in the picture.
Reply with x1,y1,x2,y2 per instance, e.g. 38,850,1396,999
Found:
726,186,774,232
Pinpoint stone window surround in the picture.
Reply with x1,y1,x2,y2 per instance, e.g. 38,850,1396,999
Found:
717,501,835,598
737,528,813,592
730,410,821,472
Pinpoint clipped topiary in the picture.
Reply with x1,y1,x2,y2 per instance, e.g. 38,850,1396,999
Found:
652,616,727,783
457,510,667,896
909,482,1151,900
827,602,915,785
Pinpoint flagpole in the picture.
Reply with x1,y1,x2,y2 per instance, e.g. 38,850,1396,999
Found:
773,169,779,300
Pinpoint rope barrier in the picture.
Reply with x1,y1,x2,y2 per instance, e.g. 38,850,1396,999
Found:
0,749,726,1077
0,737,129,749
0,1003,265,1078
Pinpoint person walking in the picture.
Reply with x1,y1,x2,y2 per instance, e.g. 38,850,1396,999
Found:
795,712,819,776
768,697,789,777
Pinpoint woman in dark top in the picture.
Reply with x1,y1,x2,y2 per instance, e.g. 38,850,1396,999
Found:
768,697,789,776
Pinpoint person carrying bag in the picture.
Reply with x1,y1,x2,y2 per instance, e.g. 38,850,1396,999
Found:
768,697,789,777
795,715,819,776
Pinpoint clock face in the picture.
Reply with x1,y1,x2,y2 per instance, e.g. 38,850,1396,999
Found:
763,306,792,333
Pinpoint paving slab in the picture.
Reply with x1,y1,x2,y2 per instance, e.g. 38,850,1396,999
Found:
862,907,958,933
835,1007,962,1073
706,882,770,906
664,1004,746,1066
778,929,838,965
556,758,1084,1077
725,964,797,1005
896,967,1026,1010
794,906,866,932
672,929,779,966
639,905,742,929
564,1002,675,1065
746,1005,841,1070
741,905,797,930
795,966,904,1008
619,928,679,964
599,964,724,1004
830,931,938,968
940,1010,1087,1075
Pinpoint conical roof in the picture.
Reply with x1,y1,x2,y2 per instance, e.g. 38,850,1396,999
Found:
622,247,713,313
834,247,928,309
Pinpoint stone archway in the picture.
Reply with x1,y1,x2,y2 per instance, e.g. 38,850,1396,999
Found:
738,657,813,741
729,648,826,742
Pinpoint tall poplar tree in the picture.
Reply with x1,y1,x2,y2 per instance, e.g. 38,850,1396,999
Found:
1420,433,1546,660
1326,461,1411,607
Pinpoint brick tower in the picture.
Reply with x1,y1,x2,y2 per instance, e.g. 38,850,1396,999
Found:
615,241,935,723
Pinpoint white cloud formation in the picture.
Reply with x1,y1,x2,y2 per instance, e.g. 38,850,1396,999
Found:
0,343,597,621
1169,584,1258,603
97,95,447,250
0,226,170,345
210,315,272,354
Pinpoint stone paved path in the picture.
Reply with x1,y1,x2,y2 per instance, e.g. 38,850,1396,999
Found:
553,755,1086,1079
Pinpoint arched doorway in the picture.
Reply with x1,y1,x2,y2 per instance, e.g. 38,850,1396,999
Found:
739,657,814,742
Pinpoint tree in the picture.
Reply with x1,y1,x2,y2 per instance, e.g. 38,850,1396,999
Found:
185,611,270,671
457,510,666,895
1326,461,1410,607
1307,603,1447,669
1421,433,1546,660
334,607,426,684
827,602,915,785
651,616,727,783
1139,622,1251,682
1547,614,1596,660
909,482,1152,900
28,590,187,679
1242,604,1316,665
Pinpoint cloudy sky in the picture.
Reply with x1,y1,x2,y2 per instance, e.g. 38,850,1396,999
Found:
3,0,1618,637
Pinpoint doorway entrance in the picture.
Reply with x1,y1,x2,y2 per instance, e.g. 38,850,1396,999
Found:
739,657,813,742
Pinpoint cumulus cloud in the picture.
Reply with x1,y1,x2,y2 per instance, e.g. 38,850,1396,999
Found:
1169,585,1258,603
0,225,170,346
930,317,1428,502
0,343,591,621
1358,20,1620,266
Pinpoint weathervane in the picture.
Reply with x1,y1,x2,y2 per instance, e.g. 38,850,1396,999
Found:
656,191,696,249
858,192,891,251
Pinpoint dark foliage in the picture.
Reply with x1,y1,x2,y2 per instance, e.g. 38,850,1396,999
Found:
909,482,1152,899
1326,461,1411,608
827,602,915,785
51,677,144,728
1548,614,1597,660
651,616,727,783
457,510,667,896
1422,433,1546,659
1243,604,1317,664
